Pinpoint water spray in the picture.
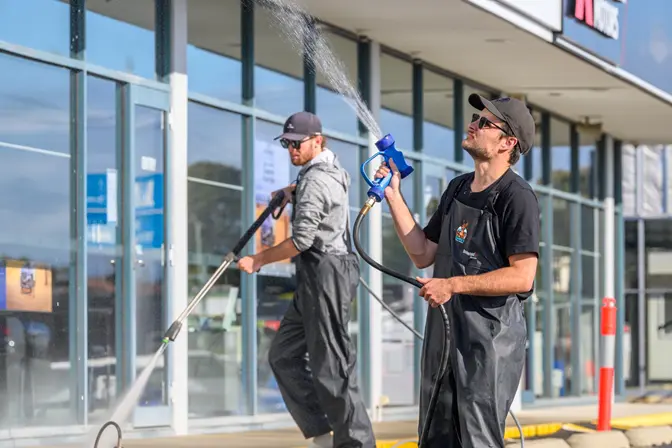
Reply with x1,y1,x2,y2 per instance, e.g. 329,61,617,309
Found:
353,133,525,448
91,191,288,448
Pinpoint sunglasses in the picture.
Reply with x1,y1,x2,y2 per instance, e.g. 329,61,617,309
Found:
471,113,510,135
279,134,318,149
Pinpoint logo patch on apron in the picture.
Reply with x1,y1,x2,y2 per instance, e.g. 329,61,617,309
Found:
455,220,468,244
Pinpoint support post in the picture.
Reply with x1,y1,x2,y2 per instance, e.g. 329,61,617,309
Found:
69,0,87,425
366,40,384,422
241,0,258,415
166,0,189,435
604,135,615,369
356,36,371,400
303,16,316,113
412,58,424,403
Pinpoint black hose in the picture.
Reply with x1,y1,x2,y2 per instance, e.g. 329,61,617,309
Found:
352,208,450,447
93,420,122,448
352,204,525,448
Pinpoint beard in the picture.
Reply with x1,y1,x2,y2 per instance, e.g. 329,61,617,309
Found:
462,140,490,161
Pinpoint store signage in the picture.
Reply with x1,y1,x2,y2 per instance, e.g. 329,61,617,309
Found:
571,0,620,40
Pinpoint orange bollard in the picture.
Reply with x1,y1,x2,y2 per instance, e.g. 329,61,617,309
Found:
597,297,617,431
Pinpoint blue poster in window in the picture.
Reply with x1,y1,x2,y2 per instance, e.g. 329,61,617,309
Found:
135,173,164,249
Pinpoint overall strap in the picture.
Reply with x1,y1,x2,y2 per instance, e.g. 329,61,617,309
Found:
441,174,471,217
483,169,518,264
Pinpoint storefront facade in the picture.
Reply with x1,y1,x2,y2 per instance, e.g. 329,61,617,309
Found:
2,0,662,443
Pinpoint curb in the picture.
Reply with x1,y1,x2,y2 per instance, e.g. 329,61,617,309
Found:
342,414,672,448
566,430,630,448
503,413,672,439
625,425,672,448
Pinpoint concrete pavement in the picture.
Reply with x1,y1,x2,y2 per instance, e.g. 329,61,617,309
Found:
24,403,672,448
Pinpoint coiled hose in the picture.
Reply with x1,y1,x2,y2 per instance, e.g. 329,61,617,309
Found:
353,200,525,448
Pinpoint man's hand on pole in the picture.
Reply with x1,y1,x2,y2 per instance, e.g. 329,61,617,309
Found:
272,183,296,210
237,256,262,274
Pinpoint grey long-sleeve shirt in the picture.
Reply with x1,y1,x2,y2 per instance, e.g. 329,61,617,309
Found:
290,149,351,255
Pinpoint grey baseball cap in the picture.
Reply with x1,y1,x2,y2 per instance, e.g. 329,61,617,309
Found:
468,94,536,155
274,111,323,141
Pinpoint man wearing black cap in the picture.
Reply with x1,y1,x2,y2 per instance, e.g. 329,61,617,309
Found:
238,111,375,448
374,95,540,447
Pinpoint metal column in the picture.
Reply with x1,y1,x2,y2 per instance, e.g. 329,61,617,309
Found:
569,125,583,396
303,16,316,113
637,217,646,393
166,0,189,434
365,40,384,421
411,59,424,403
356,36,372,404
540,112,554,398
69,0,88,424
613,139,625,396
241,0,258,415
453,79,464,164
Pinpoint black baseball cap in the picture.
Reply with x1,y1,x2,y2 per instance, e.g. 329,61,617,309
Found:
468,94,536,155
274,111,323,141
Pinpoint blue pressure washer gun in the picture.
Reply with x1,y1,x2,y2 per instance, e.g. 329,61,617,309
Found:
359,133,414,214
352,133,456,448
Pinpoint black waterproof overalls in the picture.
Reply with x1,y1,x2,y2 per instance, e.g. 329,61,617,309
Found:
419,170,528,448
268,163,375,448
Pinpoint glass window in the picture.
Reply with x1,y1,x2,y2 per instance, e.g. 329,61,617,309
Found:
380,53,412,151
644,219,672,289
582,255,597,300
0,54,73,428
624,293,638,387
187,0,242,103
316,28,358,136
86,1,156,79
552,250,571,301
86,75,120,422
381,163,415,405
578,130,597,198
553,198,570,248
581,205,596,252
553,305,571,396
580,305,596,395
538,192,547,244
625,220,638,290
550,118,571,191
187,103,244,417
328,139,360,207
382,214,415,406
0,0,70,56
255,3,303,117
423,70,454,161
0,54,69,154
187,102,243,185
519,109,542,185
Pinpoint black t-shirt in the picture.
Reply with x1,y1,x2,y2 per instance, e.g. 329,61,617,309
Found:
423,169,541,263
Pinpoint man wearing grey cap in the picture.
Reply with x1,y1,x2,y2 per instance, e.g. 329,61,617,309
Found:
238,111,375,448
374,95,540,447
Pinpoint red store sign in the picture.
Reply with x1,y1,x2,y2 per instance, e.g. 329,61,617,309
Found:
571,0,622,40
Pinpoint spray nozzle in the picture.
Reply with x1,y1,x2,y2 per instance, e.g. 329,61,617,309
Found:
360,133,414,202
